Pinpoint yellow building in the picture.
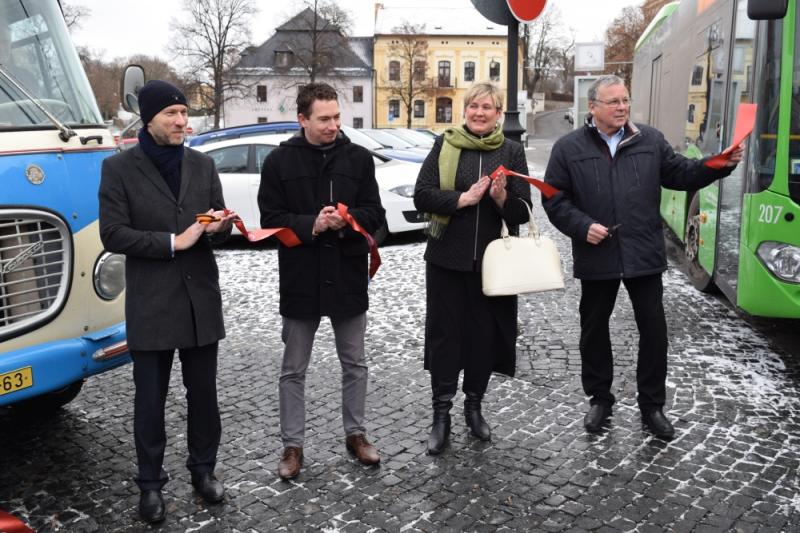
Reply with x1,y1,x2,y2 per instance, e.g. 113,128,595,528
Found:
373,4,522,132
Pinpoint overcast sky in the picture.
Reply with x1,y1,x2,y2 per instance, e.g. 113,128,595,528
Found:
69,0,643,63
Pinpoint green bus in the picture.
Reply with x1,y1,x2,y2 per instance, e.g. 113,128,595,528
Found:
632,0,800,318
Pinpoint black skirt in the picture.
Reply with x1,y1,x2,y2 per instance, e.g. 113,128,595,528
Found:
423,262,518,379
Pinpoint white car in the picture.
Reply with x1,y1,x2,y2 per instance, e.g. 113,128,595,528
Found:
195,133,426,243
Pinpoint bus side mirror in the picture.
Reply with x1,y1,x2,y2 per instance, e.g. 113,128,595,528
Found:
120,64,145,114
748,0,788,19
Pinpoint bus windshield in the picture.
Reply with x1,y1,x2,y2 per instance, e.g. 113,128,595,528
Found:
0,0,102,128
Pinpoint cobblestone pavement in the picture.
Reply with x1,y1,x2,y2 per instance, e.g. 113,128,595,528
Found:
2,195,800,531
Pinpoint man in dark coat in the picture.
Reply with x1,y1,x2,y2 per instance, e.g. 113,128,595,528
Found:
258,82,385,480
99,80,235,524
542,75,743,439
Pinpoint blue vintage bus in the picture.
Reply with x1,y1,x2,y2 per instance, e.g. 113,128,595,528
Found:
1,0,129,410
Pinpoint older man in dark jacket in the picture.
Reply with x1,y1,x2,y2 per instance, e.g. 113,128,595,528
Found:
258,83,385,480
99,80,234,523
543,75,742,439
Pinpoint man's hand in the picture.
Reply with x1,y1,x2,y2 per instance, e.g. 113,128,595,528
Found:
203,209,236,234
725,144,745,167
175,221,206,251
489,171,507,208
313,205,336,235
586,223,609,245
458,175,490,208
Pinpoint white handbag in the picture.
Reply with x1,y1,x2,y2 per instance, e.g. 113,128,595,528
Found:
482,200,565,296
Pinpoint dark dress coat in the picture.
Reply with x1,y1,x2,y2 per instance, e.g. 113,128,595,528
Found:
98,145,229,351
413,131,532,377
258,131,385,319
543,119,735,280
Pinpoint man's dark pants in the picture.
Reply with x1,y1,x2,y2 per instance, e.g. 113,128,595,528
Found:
579,273,668,413
131,342,221,490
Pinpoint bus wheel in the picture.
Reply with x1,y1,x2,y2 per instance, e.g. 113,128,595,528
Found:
374,223,388,246
684,192,716,293
14,380,84,415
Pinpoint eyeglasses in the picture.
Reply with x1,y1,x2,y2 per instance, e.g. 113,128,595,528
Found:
593,98,632,108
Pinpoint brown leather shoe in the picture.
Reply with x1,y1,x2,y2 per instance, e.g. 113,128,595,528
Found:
345,434,380,465
277,446,303,480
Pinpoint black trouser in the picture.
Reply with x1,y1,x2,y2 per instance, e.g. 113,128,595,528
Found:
579,274,668,413
426,263,496,397
131,342,221,490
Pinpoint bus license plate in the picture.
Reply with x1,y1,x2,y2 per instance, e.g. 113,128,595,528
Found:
0,367,33,396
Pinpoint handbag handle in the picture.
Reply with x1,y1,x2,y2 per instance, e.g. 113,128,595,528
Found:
500,198,539,240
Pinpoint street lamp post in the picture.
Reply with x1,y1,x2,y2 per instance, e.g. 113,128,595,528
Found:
503,19,526,144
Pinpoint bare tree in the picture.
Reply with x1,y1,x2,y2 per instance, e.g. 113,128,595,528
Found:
61,2,90,31
522,5,565,96
604,6,647,88
280,0,354,83
171,0,258,128
383,22,434,128
553,40,575,95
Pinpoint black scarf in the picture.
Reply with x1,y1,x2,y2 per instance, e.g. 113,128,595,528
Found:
138,128,184,199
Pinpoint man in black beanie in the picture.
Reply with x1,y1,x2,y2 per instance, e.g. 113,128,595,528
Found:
99,79,236,524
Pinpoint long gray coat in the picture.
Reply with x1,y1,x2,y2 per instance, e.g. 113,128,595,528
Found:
98,145,229,351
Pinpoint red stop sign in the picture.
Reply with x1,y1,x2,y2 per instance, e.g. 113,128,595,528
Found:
506,0,547,22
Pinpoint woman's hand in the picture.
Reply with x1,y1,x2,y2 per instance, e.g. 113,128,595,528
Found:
457,175,490,208
489,171,507,208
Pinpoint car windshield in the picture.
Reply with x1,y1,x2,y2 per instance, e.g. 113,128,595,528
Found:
363,129,415,149
340,125,384,151
0,0,103,128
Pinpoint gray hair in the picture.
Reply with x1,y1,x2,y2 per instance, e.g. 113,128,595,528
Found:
588,75,626,102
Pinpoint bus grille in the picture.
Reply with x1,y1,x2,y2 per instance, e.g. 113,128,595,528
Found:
0,209,72,341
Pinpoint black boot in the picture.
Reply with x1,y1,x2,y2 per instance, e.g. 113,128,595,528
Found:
464,392,491,441
427,391,453,455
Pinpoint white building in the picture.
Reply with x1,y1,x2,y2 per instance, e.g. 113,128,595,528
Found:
224,9,373,128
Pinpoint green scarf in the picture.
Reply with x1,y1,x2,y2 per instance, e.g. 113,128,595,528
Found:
427,125,505,239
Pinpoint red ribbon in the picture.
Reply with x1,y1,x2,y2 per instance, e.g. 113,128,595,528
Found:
222,209,301,247
0,511,35,533
489,165,560,199
337,203,381,279
704,102,757,169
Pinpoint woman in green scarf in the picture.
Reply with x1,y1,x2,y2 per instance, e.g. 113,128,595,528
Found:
413,83,532,455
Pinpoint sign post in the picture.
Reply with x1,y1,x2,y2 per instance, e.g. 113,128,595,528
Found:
471,1,547,143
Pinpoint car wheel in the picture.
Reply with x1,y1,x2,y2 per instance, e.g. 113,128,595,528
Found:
684,192,717,293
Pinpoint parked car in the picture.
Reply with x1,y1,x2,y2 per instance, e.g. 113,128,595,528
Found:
415,128,439,140
380,128,434,148
564,108,575,125
340,125,426,163
195,133,426,243
187,121,301,147
360,128,430,157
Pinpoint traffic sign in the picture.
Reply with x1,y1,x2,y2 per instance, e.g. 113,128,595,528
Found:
506,0,547,23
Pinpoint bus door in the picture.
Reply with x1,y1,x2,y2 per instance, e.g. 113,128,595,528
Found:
715,0,758,300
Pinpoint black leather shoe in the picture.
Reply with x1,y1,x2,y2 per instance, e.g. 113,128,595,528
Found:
642,409,675,439
139,489,165,523
583,404,612,433
191,472,225,503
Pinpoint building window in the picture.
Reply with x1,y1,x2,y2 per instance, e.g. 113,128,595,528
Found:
691,64,704,85
413,61,426,81
257,116,268,123
388,100,400,120
464,61,475,82
275,50,294,67
436,97,452,123
353,85,363,103
687,104,695,123
489,60,500,81
353,117,364,128
413,100,425,118
256,85,267,102
389,60,400,81
438,61,451,87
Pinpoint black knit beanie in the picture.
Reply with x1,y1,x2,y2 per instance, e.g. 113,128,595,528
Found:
138,80,188,125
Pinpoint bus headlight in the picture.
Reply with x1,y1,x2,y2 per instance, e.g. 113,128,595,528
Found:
756,242,800,283
93,252,126,300
389,184,415,198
